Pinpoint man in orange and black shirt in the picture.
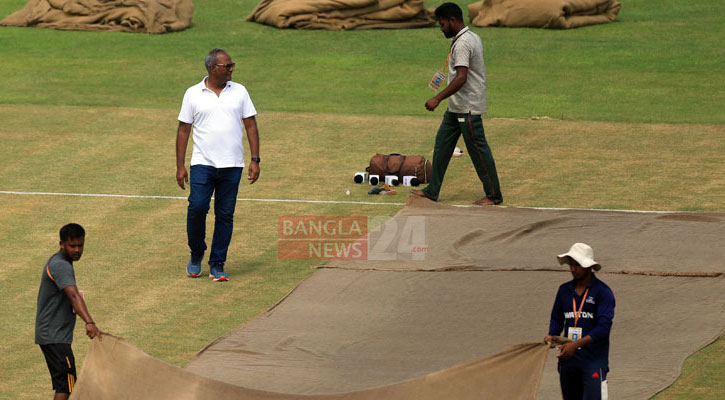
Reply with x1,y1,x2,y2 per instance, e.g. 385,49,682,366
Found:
35,223,101,400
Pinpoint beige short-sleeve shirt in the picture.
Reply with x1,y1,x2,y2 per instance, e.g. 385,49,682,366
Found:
448,27,487,115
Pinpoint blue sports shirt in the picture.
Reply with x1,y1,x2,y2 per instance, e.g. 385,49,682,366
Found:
548,274,615,368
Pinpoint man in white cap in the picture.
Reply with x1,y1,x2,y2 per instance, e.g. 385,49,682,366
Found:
544,243,615,400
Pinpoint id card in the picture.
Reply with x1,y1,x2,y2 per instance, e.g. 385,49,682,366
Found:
429,71,446,90
567,327,583,341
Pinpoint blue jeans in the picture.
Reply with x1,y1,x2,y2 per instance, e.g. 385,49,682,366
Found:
187,165,242,265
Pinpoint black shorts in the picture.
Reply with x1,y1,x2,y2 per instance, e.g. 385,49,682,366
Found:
39,343,76,394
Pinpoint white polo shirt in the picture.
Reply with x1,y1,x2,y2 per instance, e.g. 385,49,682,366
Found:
178,78,257,168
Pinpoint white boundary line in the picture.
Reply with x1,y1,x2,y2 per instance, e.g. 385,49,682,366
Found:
0,190,709,214
0,190,404,206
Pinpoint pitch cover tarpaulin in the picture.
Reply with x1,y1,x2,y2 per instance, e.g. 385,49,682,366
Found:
185,270,724,399
71,333,548,399
1,0,194,33
187,198,723,398
246,0,434,30
467,0,621,29
326,196,723,275
71,196,723,399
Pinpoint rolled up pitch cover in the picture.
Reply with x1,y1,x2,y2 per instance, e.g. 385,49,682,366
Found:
354,172,368,184
403,176,421,186
369,174,380,185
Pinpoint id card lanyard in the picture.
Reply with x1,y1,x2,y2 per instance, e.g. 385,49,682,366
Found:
572,288,590,327
429,54,450,90
429,29,467,91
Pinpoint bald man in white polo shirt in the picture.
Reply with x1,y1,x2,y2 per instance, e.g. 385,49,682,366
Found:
175,48,260,282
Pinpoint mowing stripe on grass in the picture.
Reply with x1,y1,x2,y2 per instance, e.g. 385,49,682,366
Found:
0,190,698,214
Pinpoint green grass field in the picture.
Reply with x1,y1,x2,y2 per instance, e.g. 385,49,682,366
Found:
1,0,724,123
0,0,722,399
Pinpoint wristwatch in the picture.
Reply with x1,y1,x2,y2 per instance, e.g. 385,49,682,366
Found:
251,157,260,163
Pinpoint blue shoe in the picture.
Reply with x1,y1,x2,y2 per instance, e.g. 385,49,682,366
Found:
209,263,229,282
186,257,202,278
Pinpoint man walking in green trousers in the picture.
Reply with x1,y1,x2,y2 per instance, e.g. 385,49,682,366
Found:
412,2,503,205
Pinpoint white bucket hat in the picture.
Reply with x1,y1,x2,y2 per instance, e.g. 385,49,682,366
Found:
557,243,601,271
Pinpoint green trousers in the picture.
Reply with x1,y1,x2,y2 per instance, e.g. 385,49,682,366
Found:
422,111,503,203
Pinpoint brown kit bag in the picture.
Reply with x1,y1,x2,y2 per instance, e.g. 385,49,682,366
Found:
367,153,432,183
